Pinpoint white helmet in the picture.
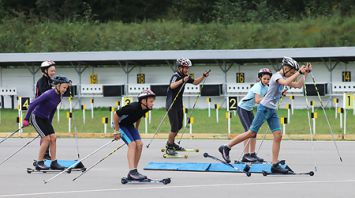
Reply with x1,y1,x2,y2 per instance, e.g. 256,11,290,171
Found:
176,58,192,67
40,60,56,73
258,68,272,78
282,57,299,70
138,89,156,102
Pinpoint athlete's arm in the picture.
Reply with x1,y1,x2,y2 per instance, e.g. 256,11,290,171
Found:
113,113,121,140
170,76,189,89
277,65,308,87
135,118,141,130
24,91,49,121
193,71,209,85
254,93,262,104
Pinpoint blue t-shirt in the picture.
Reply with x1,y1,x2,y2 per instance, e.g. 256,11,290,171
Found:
238,82,268,111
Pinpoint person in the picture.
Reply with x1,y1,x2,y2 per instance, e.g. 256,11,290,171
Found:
165,58,209,155
113,89,156,180
237,68,272,163
23,76,71,170
36,60,56,160
219,57,312,173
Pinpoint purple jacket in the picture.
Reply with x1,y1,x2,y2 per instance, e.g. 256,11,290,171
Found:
25,89,61,122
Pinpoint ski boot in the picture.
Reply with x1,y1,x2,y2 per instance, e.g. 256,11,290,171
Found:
250,153,264,163
242,153,257,163
35,160,50,171
218,145,231,163
271,161,289,174
127,169,146,181
50,160,65,170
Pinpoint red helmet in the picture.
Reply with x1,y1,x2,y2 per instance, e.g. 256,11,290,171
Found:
258,68,272,78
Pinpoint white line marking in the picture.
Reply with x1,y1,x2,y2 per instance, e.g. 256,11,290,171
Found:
1,179,355,197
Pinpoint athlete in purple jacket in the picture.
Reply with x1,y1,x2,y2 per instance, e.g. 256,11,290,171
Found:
23,76,71,170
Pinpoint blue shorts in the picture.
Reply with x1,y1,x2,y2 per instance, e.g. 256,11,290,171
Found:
249,104,281,133
120,125,141,145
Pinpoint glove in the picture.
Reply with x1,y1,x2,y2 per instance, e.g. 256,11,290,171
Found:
23,120,29,127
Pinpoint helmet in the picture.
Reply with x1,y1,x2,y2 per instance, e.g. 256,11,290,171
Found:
52,75,72,85
138,89,156,101
40,60,56,73
258,68,272,78
176,58,192,67
282,57,299,70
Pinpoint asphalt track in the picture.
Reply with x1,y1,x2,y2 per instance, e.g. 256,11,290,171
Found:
0,138,354,198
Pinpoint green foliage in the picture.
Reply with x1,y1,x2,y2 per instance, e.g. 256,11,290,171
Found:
0,16,354,52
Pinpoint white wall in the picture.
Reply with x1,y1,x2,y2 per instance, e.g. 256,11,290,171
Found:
0,62,354,109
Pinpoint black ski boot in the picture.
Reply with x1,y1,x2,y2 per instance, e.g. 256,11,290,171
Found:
271,161,289,174
172,143,185,151
218,145,231,163
35,160,49,170
127,169,146,181
250,153,264,162
242,153,257,163
166,142,178,155
136,170,148,179
50,160,65,170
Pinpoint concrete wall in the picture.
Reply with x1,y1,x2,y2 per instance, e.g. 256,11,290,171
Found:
0,61,354,109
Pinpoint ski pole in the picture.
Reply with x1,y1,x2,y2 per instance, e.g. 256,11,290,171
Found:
0,135,39,166
178,69,211,144
309,72,343,162
44,139,116,184
0,127,24,145
72,143,125,181
303,84,318,172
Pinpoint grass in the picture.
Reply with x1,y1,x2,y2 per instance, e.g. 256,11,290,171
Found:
0,107,354,135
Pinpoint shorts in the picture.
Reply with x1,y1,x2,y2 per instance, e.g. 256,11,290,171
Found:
249,104,281,133
168,107,183,133
237,106,254,132
31,114,55,138
120,125,141,145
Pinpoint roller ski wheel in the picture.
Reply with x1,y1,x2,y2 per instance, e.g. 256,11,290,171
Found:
163,154,188,159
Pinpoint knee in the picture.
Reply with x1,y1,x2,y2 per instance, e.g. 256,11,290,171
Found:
136,141,143,150
42,136,50,143
273,132,282,142
49,135,57,144
248,131,257,138
128,141,137,149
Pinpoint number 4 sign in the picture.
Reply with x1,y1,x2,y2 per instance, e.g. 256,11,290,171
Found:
21,97,30,110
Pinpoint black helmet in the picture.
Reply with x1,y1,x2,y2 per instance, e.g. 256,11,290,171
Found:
282,57,299,70
176,58,192,67
52,75,72,85
138,89,156,102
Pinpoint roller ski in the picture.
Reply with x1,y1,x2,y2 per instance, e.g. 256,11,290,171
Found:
163,142,189,159
161,148,199,153
121,177,171,185
262,160,314,176
121,169,171,185
203,152,251,177
27,160,86,174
